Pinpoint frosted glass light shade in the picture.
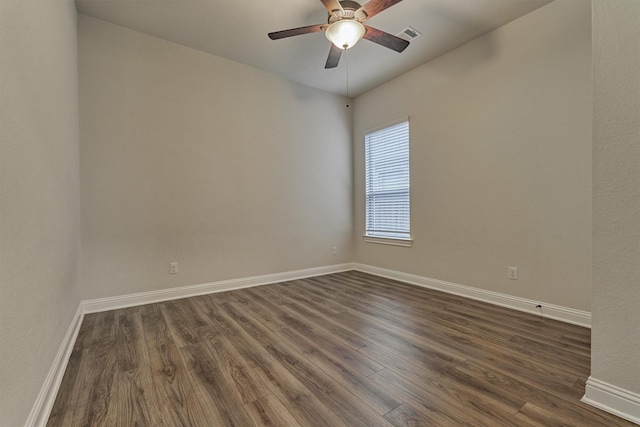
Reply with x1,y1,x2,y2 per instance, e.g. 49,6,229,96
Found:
325,20,365,49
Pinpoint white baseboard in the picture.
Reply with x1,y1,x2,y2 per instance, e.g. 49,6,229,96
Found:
25,305,84,427
582,377,640,425
82,263,354,314
352,263,591,328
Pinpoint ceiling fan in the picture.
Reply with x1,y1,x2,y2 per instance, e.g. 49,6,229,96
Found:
268,0,410,69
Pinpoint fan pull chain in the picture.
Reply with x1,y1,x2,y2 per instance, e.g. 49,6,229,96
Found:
345,48,350,108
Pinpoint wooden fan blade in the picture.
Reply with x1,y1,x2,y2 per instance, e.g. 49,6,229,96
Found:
268,24,326,40
325,43,343,68
321,0,343,14
363,25,409,52
358,0,403,21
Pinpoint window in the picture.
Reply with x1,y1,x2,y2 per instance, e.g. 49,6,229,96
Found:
365,119,411,245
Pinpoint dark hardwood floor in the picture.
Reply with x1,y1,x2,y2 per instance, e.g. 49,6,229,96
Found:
47,271,635,426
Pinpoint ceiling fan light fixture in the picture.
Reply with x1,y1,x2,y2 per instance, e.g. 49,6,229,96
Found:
325,20,365,50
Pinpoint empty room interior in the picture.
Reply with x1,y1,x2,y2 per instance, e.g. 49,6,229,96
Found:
1,0,639,426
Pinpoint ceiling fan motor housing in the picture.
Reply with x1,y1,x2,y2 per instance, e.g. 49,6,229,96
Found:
329,0,367,23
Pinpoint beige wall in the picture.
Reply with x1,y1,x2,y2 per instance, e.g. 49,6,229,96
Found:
353,0,592,311
591,0,640,395
78,16,353,300
0,0,81,425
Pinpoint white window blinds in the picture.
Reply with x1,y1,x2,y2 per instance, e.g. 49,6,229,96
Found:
365,120,410,240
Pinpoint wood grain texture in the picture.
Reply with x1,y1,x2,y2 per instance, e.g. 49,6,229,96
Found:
48,271,635,426
359,0,403,20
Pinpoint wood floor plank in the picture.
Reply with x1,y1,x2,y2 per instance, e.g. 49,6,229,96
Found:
271,280,347,315
220,298,393,427
242,292,398,416
102,368,159,426
219,290,285,333
369,361,528,427
159,298,209,347
217,301,351,427
46,349,84,427
73,312,98,352
337,306,585,400
69,311,119,427
48,313,100,425
244,394,304,427
249,286,385,376
114,308,145,372
515,400,636,427
347,270,585,341
197,325,272,404
48,272,636,427
259,284,375,350
261,340,395,427
341,274,591,361
105,309,164,426
178,343,257,426
140,303,212,426
383,403,444,427
313,275,591,375
374,372,486,426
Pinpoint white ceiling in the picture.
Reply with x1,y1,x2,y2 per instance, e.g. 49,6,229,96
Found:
75,0,552,97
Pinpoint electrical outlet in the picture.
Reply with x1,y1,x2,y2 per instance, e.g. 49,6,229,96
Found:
332,246,337,255
508,266,518,280
170,262,179,274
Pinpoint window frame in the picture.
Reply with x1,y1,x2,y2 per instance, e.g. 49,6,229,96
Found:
363,117,412,247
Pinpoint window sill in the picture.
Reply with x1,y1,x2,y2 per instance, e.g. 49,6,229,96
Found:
363,235,413,247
